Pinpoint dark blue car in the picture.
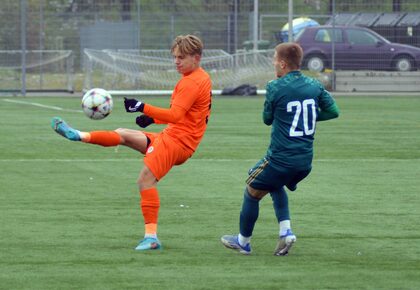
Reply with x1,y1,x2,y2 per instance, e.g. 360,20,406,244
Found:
295,25,420,72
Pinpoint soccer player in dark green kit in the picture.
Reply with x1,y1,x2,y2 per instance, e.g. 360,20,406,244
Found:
221,42,339,255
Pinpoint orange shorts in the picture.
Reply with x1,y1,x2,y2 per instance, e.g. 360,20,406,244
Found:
143,132,193,180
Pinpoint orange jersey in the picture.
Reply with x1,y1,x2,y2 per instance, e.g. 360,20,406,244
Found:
143,67,212,152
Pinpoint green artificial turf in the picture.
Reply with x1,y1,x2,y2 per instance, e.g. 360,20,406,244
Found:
0,95,419,289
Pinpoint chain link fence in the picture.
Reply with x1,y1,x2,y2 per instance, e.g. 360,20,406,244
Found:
1,0,420,93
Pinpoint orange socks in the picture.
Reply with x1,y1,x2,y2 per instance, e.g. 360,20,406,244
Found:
82,131,121,147
140,188,160,237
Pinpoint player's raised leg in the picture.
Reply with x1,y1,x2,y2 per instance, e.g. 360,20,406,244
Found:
51,118,150,151
51,117,81,141
51,116,122,146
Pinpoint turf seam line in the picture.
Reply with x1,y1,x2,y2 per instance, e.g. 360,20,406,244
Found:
3,99,83,113
0,158,418,162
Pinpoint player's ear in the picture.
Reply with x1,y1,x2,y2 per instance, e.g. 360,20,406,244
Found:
194,54,201,63
280,60,287,69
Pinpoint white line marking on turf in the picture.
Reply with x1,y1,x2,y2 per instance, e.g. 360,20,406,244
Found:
0,158,418,162
3,99,83,113
0,159,141,162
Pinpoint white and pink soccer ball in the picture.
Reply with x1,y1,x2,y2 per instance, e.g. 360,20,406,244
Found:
81,88,113,120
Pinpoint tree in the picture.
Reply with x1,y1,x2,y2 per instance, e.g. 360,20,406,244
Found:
393,0,402,12
67,0,134,21
120,0,132,21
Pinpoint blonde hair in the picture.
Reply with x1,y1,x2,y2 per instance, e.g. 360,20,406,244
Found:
275,42,303,69
171,35,203,56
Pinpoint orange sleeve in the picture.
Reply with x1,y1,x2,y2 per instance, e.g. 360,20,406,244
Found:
153,118,166,125
143,78,199,124
143,103,187,124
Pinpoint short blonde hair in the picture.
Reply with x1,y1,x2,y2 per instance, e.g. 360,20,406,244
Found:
275,42,303,69
171,35,203,56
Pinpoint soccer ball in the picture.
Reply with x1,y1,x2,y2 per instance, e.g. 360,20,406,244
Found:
81,88,113,120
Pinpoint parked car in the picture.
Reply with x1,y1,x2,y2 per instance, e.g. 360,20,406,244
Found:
295,25,420,72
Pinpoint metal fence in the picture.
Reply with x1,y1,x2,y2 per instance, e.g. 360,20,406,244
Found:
1,0,420,94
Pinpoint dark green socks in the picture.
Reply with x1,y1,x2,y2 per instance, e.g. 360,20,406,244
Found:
239,188,260,237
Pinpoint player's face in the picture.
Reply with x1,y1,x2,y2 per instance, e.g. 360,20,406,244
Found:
172,48,201,75
273,51,286,78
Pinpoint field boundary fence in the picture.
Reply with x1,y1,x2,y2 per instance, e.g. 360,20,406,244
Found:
1,0,420,95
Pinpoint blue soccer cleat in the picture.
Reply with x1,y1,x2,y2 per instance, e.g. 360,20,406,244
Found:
135,237,162,251
51,117,81,141
274,229,296,256
221,235,251,255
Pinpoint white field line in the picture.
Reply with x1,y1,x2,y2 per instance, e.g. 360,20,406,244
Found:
0,158,418,163
3,99,83,113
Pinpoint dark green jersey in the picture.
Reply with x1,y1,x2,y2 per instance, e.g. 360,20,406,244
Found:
263,71,337,169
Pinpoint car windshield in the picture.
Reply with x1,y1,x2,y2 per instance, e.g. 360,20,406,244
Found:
294,28,306,41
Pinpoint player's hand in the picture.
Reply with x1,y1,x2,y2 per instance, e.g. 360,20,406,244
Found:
136,114,155,128
124,97,145,113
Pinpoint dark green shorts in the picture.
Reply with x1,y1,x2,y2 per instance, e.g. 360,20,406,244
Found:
246,158,311,192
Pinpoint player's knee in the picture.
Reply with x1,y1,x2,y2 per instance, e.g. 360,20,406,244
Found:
246,185,267,199
114,128,126,134
137,167,158,190
114,128,125,140
115,128,138,145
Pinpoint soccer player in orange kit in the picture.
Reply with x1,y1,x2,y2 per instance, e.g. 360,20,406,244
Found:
51,35,212,251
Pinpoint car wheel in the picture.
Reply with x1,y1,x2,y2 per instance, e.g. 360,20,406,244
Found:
393,56,414,72
306,55,325,72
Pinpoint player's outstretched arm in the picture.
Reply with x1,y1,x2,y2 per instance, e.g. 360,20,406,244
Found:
143,104,186,123
124,97,187,124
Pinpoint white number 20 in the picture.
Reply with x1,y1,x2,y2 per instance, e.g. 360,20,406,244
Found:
287,99,316,137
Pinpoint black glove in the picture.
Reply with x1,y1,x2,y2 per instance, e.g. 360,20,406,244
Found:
124,97,145,113
136,114,155,128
